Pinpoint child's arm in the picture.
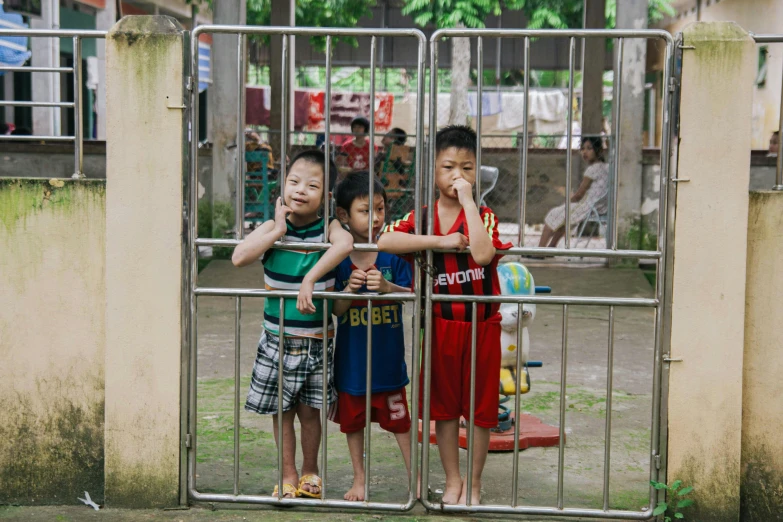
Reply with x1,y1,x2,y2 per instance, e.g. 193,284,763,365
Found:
453,178,496,266
377,231,468,255
297,219,354,314
333,269,366,317
232,197,291,267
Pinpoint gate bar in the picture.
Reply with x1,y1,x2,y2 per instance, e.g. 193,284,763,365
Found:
602,305,615,510
510,302,524,506
475,36,483,205
557,304,569,508
323,36,332,238
72,36,84,178
277,297,285,499
234,297,242,495
320,306,329,501
564,37,575,249
610,39,624,249
194,238,663,259
517,37,530,246
465,305,478,506
236,33,247,240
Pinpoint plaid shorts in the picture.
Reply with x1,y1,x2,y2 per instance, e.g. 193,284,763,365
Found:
245,331,337,415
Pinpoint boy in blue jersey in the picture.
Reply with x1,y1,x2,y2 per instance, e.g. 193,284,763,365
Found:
332,172,413,502
233,150,354,499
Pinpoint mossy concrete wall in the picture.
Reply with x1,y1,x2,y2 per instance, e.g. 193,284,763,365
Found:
667,22,754,521
0,179,106,505
741,191,783,521
104,16,185,508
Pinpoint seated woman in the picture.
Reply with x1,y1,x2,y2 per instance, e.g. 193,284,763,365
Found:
538,136,609,248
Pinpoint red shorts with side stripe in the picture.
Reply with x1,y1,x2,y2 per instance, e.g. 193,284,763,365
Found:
336,388,411,434
420,315,501,429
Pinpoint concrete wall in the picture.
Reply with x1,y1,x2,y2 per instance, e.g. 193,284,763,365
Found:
0,179,106,505
741,191,783,520
666,22,754,521
660,0,783,150
104,16,185,508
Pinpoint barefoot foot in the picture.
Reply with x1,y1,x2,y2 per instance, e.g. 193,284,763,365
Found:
441,476,463,505
344,477,365,501
458,478,481,506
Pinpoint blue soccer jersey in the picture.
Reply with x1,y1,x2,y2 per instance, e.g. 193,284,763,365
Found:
334,252,412,395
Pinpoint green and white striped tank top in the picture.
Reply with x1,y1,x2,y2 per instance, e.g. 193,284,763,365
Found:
262,217,336,338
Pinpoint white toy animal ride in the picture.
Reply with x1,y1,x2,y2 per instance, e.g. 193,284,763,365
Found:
497,262,536,395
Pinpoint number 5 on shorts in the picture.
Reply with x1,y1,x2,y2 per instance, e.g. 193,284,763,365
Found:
387,393,406,421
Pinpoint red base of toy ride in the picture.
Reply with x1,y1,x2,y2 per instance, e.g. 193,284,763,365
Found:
417,413,561,452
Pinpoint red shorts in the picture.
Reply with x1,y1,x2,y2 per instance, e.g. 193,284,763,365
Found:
420,315,501,429
336,388,412,434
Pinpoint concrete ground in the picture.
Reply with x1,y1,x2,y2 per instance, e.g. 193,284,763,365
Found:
189,258,657,519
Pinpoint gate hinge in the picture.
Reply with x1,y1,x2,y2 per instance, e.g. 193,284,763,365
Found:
654,453,661,469
185,433,192,448
186,76,194,93
668,77,678,93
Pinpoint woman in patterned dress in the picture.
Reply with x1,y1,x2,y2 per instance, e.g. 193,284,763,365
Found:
538,136,610,248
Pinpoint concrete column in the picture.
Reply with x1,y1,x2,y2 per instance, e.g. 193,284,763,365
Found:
741,191,783,519
95,2,117,140
207,0,246,204
614,0,647,247
30,0,56,136
104,16,186,508
581,0,605,137
667,22,754,522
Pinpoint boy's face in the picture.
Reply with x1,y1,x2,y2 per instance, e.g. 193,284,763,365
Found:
434,146,477,200
352,124,367,137
283,160,325,220
337,194,386,242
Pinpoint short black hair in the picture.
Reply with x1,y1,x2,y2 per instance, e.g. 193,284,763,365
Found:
334,171,387,214
387,127,407,145
288,149,339,192
350,116,370,134
435,125,477,157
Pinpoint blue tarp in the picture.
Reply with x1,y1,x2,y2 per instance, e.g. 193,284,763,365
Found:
0,6,32,75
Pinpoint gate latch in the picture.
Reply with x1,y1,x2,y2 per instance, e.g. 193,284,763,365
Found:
663,353,683,363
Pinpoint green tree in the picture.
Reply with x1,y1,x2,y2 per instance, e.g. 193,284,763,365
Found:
400,0,674,124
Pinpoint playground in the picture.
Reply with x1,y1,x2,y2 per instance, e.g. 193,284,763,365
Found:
192,260,656,513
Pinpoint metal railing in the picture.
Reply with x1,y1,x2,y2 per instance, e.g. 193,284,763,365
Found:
188,25,676,519
0,29,107,179
750,33,783,191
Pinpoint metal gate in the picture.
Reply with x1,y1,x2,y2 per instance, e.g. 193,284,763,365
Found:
185,25,677,519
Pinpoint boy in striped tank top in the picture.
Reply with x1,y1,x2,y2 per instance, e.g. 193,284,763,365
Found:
232,150,354,499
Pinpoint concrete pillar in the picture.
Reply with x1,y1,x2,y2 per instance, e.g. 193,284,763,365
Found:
581,0,605,137
104,15,186,508
667,22,754,522
30,0,56,136
95,2,117,140
207,0,246,204
741,191,783,519
614,0,647,248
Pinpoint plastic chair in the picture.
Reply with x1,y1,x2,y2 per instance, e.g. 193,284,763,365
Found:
479,166,499,206
573,196,608,248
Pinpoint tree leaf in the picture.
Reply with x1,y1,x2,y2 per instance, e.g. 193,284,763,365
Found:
674,513,684,519
653,503,668,516
677,486,694,496
677,499,694,508
671,480,682,490
651,481,668,490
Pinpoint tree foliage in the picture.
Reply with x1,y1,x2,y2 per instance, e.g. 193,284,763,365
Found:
401,0,675,31
187,0,375,49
